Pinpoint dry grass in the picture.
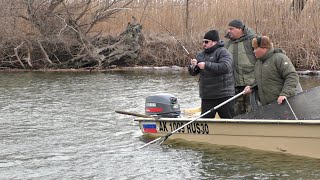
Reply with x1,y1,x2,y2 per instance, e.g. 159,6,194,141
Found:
95,0,320,69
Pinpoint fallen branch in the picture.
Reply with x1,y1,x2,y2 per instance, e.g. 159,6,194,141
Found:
37,40,53,65
14,41,26,69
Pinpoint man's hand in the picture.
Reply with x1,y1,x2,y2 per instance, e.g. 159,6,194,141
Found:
190,59,198,67
243,86,252,94
277,96,286,104
198,62,205,69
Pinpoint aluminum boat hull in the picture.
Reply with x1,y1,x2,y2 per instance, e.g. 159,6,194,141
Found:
135,118,320,159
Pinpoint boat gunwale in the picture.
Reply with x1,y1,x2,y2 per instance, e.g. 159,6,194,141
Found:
134,117,320,125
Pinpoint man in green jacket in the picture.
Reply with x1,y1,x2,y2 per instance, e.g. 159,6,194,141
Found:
244,36,299,105
225,19,257,115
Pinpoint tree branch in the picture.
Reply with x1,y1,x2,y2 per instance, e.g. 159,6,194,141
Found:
14,41,26,68
37,40,53,65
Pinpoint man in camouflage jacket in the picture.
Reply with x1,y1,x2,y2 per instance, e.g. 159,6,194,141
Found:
225,20,257,115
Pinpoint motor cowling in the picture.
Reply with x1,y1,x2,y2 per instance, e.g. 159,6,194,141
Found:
145,93,181,118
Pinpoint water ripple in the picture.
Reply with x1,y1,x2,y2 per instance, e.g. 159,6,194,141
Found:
0,72,320,179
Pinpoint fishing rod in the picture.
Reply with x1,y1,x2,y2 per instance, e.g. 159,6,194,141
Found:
146,16,192,56
118,8,195,59
132,9,195,59
285,98,298,120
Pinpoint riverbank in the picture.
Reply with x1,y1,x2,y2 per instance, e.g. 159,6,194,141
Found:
1,66,320,75
0,66,186,73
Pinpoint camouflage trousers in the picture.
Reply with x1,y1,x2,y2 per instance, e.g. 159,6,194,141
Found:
234,86,252,116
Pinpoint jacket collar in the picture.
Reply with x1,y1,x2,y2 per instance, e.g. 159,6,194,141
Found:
204,40,224,54
231,27,256,43
258,47,275,62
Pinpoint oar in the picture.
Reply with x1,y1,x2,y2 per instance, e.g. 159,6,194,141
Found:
137,90,246,149
115,110,153,118
284,98,298,120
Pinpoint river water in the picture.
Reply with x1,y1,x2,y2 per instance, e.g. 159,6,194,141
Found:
1,71,320,180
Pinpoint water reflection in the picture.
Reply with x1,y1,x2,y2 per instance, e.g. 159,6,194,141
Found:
168,140,320,179
299,75,320,90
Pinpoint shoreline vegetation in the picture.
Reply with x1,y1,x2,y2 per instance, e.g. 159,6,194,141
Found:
0,0,319,71
1,66,320,76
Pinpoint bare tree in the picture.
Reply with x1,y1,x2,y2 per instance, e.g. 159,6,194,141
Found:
0,0,142,69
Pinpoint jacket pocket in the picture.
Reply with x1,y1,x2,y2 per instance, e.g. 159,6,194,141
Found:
242,64,255,85
242,64,255,74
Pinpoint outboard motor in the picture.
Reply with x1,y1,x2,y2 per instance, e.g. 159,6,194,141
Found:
145,93,181,118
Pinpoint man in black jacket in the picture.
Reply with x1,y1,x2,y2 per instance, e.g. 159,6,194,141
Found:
188,30,235,118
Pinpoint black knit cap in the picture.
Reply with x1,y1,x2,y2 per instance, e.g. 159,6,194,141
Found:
203,30,219,42
228,19,245,29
